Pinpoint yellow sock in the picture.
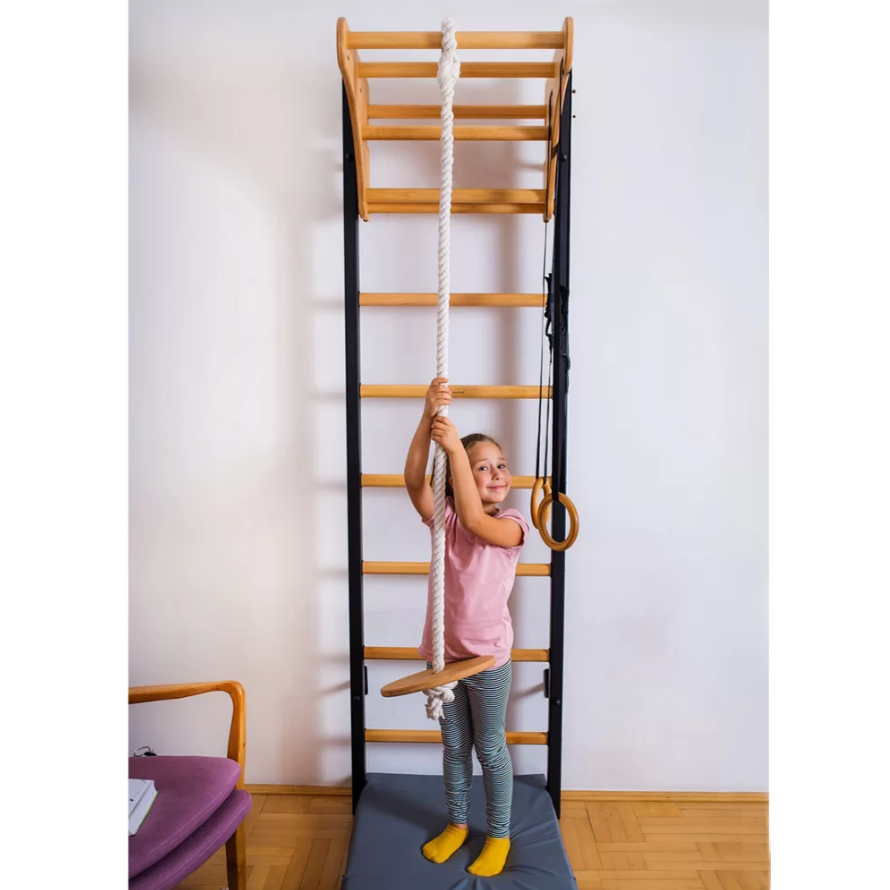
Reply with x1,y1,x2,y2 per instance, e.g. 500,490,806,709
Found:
468,836,511,876
422,824,469,864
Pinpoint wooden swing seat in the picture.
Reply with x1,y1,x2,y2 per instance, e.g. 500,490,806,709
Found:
380,655,496,698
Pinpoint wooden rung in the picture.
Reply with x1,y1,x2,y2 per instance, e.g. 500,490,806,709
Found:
363,125,548,141
366,729,548,745
347,32,564,51
358,62,559,79
367,188,545,205
361,385,549,399
368,202,544,215
366,647,549,662
361,474,547,489
360,293,545,307
368,104,548,120
363,562,550,577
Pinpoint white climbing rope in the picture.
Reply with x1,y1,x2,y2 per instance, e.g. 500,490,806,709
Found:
423,18,461,722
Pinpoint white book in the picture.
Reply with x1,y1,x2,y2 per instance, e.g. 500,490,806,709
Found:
129,779,158,835
129,779,150,815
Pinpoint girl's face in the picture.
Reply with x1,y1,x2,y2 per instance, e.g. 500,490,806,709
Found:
466,441,512,510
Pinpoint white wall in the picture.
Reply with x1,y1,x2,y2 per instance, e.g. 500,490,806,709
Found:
129,0,767,792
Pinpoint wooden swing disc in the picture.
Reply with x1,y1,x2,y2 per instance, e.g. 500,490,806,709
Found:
380,655,496,698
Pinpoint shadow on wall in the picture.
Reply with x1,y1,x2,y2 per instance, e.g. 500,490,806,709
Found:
129,47,345,783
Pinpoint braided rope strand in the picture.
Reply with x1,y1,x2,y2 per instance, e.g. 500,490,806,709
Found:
423,18,460,722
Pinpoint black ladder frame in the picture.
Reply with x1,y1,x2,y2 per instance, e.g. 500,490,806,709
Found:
341,73,573,817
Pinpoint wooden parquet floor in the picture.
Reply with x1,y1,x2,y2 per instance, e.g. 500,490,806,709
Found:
175,790,769,890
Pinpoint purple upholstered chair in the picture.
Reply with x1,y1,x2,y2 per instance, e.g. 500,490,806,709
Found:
128,681,252,890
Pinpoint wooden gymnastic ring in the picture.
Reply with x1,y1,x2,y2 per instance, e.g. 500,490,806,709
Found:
536,491,579,552
530,477,552,530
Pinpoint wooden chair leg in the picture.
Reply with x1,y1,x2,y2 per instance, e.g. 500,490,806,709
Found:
225,822,247,890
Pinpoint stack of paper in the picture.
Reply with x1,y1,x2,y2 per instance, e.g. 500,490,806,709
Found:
129,778,158,836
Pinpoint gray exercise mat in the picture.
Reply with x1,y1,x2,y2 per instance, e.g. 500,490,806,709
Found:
343,773,577,890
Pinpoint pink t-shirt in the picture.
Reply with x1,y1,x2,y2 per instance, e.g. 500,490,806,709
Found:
419,497,528,670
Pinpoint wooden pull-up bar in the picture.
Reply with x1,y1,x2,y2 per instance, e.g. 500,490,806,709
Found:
358,61,559,79
368,202,544,215
363,125,549,141
368,104,547,120
347,31,565,50
368,188,546,205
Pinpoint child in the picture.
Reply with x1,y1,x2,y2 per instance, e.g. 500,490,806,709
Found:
404,376,529,877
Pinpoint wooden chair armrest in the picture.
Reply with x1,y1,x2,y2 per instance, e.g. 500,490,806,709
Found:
128,681,246,788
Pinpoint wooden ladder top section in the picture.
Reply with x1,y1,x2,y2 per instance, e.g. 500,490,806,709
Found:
361,474,548,489
337,18,573,221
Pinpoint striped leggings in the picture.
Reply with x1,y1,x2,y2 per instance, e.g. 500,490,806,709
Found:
434,659,513,838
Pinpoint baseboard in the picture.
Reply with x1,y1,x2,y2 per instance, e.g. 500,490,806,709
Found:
561,790,768,802
245,783,768,803
247,784,352,795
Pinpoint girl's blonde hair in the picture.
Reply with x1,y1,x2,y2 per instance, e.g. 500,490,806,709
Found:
436,433,503,498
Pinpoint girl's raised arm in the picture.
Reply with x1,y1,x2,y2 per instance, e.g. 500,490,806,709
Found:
431,417,523,549
405,378,452,521
445,442,523,548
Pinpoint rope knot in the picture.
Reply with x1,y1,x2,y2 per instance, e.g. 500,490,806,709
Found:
423,682,457,721
437,19,460,89
437,53,460,87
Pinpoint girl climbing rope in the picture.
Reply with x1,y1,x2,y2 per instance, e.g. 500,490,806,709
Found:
391,18,533,877
404,378,528,877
